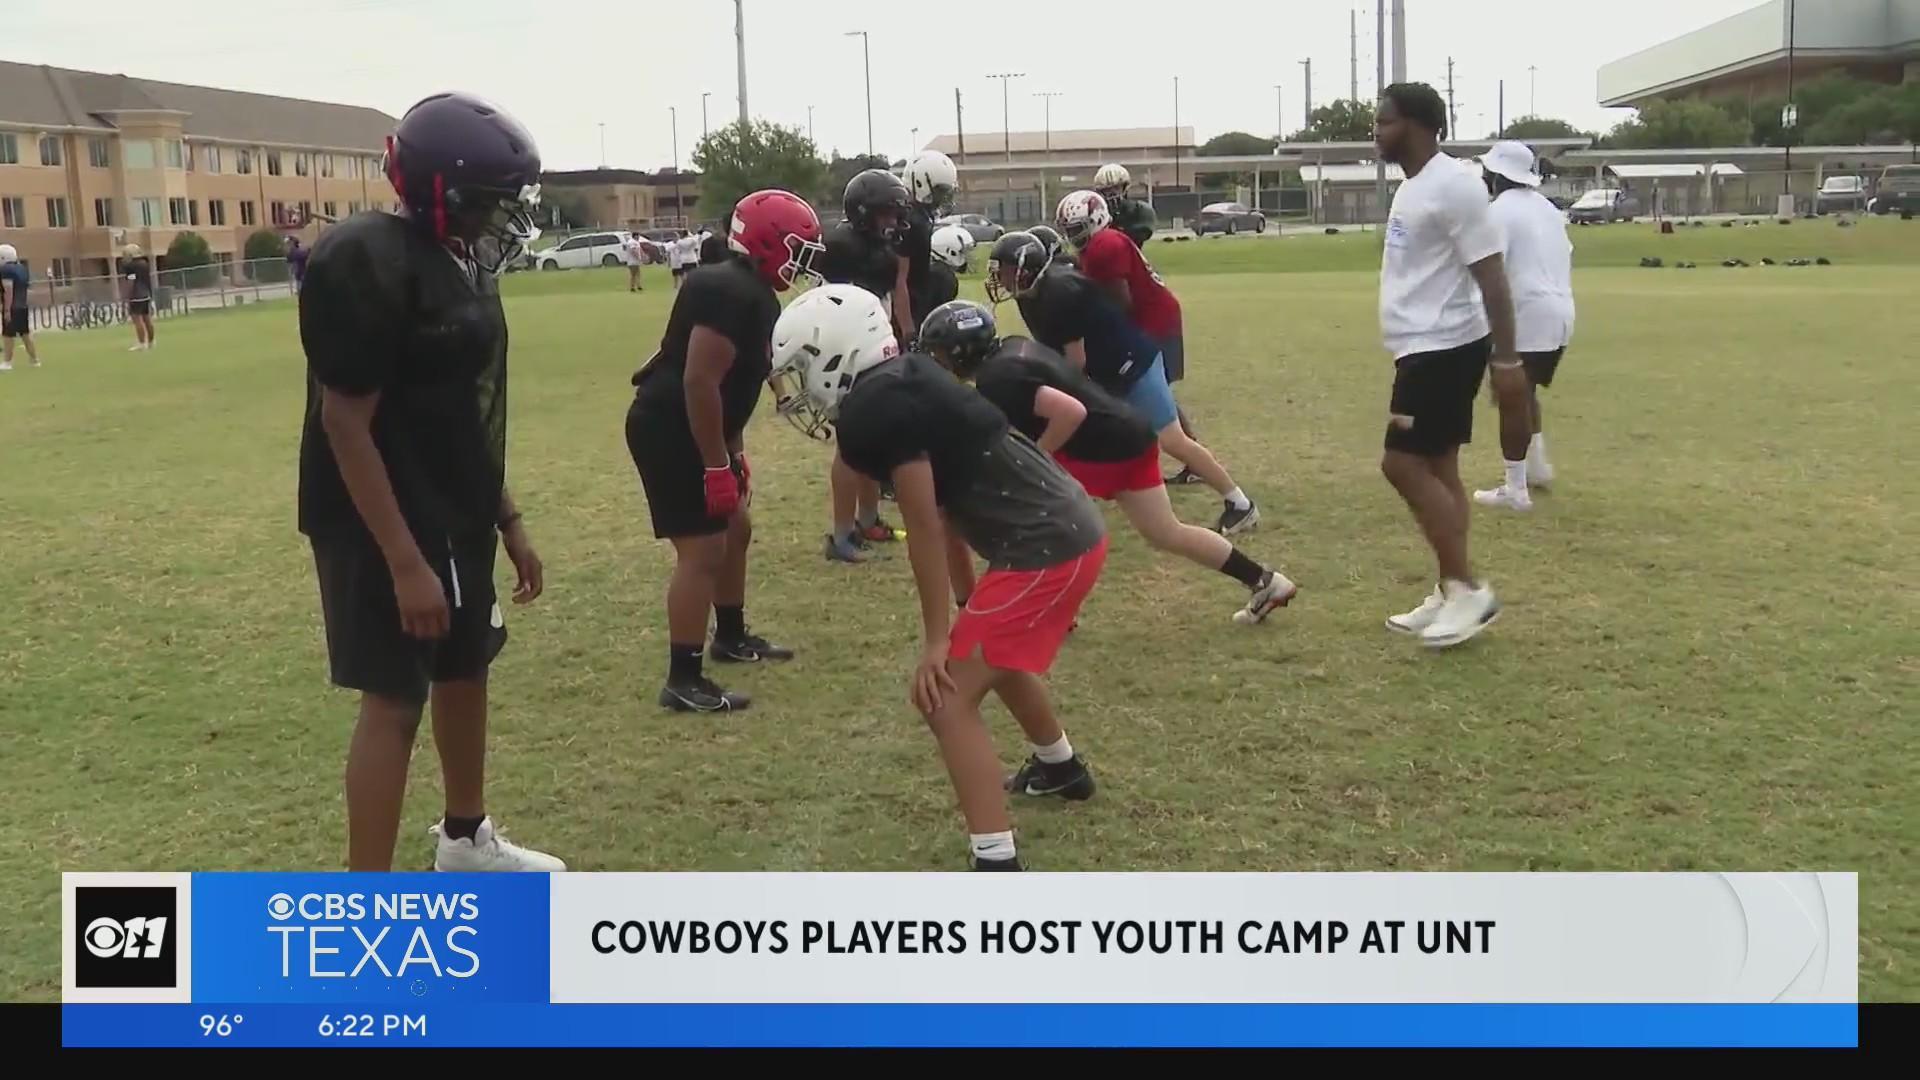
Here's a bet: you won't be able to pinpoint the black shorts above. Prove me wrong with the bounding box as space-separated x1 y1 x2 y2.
1523 348 1564 388
626 399 746 538
311 530 507 706
3 309 28 338
128 298 153 316
1157 334 1186 383
671 265 692 278
1384 336 1491 457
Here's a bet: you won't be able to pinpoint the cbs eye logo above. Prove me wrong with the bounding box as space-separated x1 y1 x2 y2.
267 893 296 920
74 886 178 988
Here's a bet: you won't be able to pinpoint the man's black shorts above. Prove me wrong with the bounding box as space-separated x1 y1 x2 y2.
3 309 29 338
1523 347 1565 388
128 298 153 316
1384 335 1491 457
671 265 691 279
626 400 745 539
311 529 506 706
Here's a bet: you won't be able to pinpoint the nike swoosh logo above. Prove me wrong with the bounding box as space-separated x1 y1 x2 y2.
1023 781 1076 796
668 690 734 711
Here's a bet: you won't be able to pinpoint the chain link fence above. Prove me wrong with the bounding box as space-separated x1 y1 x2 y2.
13 257 297 333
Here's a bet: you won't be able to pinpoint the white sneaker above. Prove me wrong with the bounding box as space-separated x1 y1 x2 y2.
1527 458 1555 489
1473 485 1533 512
1232 570 1298 625
129 344 145 352
430 817 566 872
1420 580 1501 649
1386 586 1445 635
0 361 11 372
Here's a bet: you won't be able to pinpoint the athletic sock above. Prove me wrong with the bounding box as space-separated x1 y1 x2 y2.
668 643 705 685
714 604 746 640
1223 487 1251 511
1503 460 1529 496
855 509 879 529
442 815 485 842
1218 548 1268 589
970 831 1017 862
1529 433 1549 464
1031 734 1074 764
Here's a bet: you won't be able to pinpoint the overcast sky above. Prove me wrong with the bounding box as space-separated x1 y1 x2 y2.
11 0 1762 170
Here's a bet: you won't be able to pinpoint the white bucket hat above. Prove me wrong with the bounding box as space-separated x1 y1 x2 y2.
1480 141 1542 187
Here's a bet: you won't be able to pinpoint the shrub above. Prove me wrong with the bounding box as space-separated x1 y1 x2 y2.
243 229 290 282
164 231 218 287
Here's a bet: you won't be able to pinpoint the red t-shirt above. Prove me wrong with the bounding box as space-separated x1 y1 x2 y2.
1078 227 1181 340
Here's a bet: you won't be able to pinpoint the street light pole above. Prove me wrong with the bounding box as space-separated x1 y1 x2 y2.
669 107 680 228
987 73 1024 196
845 31 873 156
1274 83 1284 140
1783 0 1798 203
1173 75 1182 188
1033 91 1062 211
701 92 710 142
734 0 749 126
1301 59 1313 129
1528 65 1538 116
807 105 815 145
598 122 606 168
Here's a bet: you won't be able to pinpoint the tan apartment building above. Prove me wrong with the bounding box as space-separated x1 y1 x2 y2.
541 168 702 229
0 60 398 286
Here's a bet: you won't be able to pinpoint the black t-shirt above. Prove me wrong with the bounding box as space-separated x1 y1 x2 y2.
910 261 959 331
817 221 898 302
124 258 154 301
1015 265 1159 394
631 256 779 438
298 212 508 544
897 204 935 301
973 337 1156 463
836 352 1105 570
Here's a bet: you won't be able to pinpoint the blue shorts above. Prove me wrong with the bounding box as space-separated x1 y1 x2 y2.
1120 354 1178 432
1158 335 1186 383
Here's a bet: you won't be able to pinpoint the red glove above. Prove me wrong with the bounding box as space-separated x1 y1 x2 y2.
733 452 751 504
703 466 740 518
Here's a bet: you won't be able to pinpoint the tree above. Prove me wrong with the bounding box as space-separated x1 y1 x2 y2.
823 152 891 210
243 228 289 282
692 120 829 222
1500 115 1589 140
164 231 216 287
1605 97 1749 149
545 189 596 229
1286 99 1377 143
1807 83 1920 145
1199 131 1278 156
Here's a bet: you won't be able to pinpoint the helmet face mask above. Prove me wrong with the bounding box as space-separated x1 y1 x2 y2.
385 93 544 276
1055 190 1112 249
1094 163 1132 203
729 189 826 291
769 284 900 440
906 150 959 213
456 183 542 274
845 169 910 240
985 231 1049 305
930 225 974 270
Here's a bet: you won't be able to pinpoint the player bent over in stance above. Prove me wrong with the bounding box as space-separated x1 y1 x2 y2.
920 300 1297 625
627 189 822 712
772 285 1109 872
297 92 561 872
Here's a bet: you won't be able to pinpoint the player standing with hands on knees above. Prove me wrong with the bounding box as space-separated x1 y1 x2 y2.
297 92 561 872
774 286 1109 872
1372 84 1529 648
628 189 823 712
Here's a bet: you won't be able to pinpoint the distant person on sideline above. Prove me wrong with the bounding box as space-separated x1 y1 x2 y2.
286 236 310 295
0 244 38 370
1472 141 1574 511
121 244 156 353
623 232 648 292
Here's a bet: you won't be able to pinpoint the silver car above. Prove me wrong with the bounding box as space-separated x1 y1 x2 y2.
935 213 1005 244
1192 202 1267 236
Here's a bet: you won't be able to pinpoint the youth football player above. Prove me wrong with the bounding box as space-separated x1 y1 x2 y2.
297 92 561 872
921 300 1296 625
1093 162 1156 248
903 150 960 329
773 285 1109 872
627 189 823 711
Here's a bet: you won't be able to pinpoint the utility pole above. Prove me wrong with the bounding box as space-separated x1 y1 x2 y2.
988 73 1023 195
734 0 749 126
701 92 710 142
598 122 606 168
1274 84 1284 140
807 104 815 145
1391 0 1407 83
1173 76 1182 188
1446 57 1457 139
1301 59 1313 129
1528 65 1538 117
1350 9 1359 104
954 88 967 201
1034 91 1063 211
1375 0 1386 221
669 106 680 228
845 32 873 156
1783 0 1799 205
1498 80 1505 138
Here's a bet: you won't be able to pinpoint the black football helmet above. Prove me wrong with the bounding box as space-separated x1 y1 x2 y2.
844 168 909 238
918 300 999 379
985 230 1050 305
385 92 542 274
1028 224 1065 261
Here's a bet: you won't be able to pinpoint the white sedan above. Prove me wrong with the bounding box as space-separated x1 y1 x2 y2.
533 231 644 271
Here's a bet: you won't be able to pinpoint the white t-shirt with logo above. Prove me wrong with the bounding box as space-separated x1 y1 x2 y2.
1379 153 1503 359
1489 188 1575 353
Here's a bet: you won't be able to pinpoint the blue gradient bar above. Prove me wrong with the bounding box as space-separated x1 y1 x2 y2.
62 1004 1858 1048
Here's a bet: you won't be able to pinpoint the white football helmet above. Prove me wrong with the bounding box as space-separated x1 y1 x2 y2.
768 284 900 440
930 224 974 270
0 244 16 265
1055 190 1112 248
1093 163 1131 198
905 150 958 211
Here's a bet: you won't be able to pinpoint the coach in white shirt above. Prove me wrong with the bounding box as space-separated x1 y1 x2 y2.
1472 141 1574 512
1374 83 1529 649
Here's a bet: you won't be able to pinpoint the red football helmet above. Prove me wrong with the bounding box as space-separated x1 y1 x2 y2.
729 189 824 291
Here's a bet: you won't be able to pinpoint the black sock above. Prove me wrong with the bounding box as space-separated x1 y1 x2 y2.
1218 548 1268 589
669 643 705 685
442 814 485 842
714 604 746 640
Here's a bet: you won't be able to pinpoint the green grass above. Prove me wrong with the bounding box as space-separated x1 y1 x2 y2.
2 220 1916 1002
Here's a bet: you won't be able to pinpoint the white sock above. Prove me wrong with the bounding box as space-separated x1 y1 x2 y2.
970 831 1016 862
1031 734 1074 764
1223 487 1251 511
1528 433 1548 464
1503 460 1528 496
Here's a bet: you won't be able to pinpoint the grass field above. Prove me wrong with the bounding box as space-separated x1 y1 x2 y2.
2 219 1915 1001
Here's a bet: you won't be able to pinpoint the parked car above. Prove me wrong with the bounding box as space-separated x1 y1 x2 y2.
1191 202 1267 236
1870 164 1920 215
1567 188 1640 224
935 213 1004 243
1815 175 1869 215
536 231 640 271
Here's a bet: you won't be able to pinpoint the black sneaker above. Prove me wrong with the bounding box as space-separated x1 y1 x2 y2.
710 632 796 664
972 855 1025 871
1164 466 1204 486
658 677 751 713
1005 754 1096 801
1215 500 1260 536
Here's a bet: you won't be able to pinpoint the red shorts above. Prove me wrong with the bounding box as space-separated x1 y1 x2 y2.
949 537 1108 673
1054 448 1162 500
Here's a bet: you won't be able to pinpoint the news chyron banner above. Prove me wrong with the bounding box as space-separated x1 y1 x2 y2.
62 872 1857 1048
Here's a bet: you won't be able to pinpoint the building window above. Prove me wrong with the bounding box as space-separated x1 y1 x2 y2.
189 200 200 226
124 139 155 169
270 200 288 225
298 199 312 221
45 197 69 227
209 200 227 226
1 198 23 228
94 197 116 226
50 257 74 285
294 153 309 177
345 156 359 180
169 197 190 225
134 197 163 227
237 148 253 175
166 139 184 169
240 200 256 226
323 200 338 219
267 151 282 176
88 137 110 168
348 200 362 214
202 144 221 173
320 154 334 178
39 135 63 166
0 133 18 164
